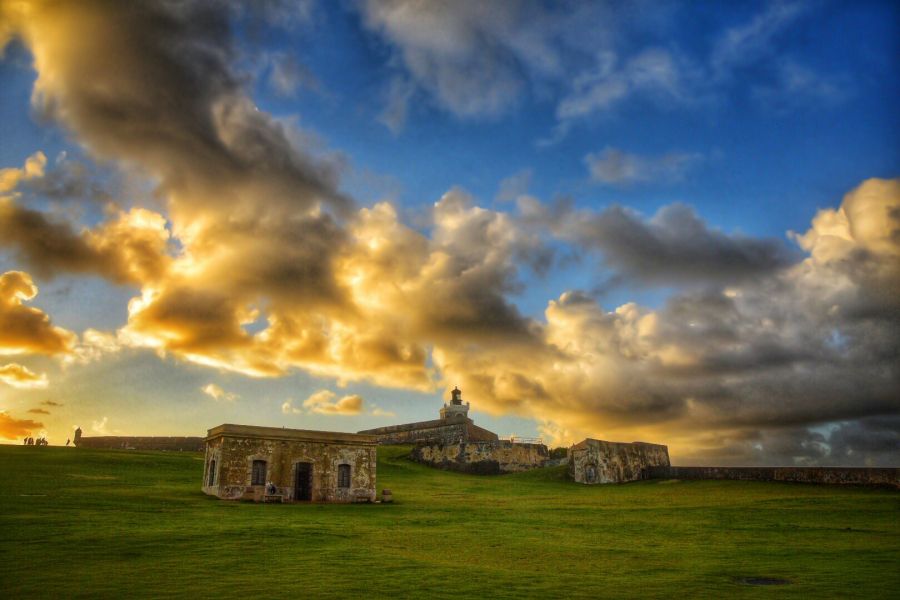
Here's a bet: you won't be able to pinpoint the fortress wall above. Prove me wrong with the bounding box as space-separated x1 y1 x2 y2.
359 417 499 446
76 436 205 451
360 421 470 445
411 440 549 474
569 439 671 484
648 466 900 489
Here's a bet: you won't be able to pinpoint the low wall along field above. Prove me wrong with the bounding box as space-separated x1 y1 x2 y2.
75 436 205 452
651 466 900 489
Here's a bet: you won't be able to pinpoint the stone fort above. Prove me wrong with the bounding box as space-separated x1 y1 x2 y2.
358 387 499 445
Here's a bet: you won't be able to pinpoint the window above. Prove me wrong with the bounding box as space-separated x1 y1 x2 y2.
208 459 217 486
337 464 351 489
251 460 267 486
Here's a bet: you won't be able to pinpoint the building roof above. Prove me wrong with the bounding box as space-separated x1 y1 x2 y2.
206 424 378 446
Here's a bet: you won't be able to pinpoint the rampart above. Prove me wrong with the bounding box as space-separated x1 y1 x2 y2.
411 440 549 474
75 436 204 451
647 466 900 489
359 417 498 445
569 439 670 484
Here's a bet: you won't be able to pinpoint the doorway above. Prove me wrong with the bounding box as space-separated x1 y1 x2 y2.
293 462 312 501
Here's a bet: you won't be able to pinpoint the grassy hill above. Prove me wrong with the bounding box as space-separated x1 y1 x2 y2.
1 445 897 599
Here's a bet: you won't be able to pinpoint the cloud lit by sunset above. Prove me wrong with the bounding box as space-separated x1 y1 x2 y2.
0 0 896 466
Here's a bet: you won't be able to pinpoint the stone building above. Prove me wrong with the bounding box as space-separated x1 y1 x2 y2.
569 438 670 484
358 387 498 445
202 424 377 502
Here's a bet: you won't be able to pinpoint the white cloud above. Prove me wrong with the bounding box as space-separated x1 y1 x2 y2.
91 416 109 435
281 399 303 415
201 383 238 402
378 76 416 134
711 0 808 75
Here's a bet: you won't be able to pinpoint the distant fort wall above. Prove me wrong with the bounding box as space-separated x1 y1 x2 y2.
648 466 900 489
411 440 549 475
75 436 205 452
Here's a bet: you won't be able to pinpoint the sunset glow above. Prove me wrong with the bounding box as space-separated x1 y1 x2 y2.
0 1 897 465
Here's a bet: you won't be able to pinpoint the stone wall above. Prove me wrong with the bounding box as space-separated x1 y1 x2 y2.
359 417 498 445
202 425 377 502
76 436 204 451
411 440 549 474
569 439 670 484
647 466 900 489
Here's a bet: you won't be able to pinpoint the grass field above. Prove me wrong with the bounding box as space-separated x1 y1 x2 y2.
1 445 898 599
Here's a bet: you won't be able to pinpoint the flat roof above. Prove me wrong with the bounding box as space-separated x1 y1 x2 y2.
206 424 378 446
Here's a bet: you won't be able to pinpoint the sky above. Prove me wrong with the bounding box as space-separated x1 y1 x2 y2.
0 0 897 466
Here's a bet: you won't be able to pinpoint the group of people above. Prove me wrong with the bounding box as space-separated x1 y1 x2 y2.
23 436 49 446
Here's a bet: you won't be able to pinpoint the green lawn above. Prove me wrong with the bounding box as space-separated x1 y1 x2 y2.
1 445 897 599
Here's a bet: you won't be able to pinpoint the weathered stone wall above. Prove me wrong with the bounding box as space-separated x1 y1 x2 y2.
202 432 376 502
411 441 549 474
569 439 670 484
76 436 204 451
647 466 900 489
359 417 498 445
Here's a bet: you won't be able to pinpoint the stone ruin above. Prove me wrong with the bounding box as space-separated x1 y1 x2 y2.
202 424 377 503
568 438 671 484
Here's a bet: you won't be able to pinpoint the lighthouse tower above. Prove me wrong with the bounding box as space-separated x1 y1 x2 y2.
439 386 470 421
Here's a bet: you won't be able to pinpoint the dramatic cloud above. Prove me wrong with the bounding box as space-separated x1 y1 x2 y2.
0 411 43 440
302 389 365 415
0 363 48 389
585 147 703 186
1 1 895 466
201 383 238 402
0 271 76 356
27 408 50 415
0 198 172 284
442 178 900 464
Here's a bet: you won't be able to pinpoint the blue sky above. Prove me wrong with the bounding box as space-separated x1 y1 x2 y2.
0 0 897 465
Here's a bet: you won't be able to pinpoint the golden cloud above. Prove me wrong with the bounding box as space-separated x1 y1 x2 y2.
0 363 49 389
0 411 43 440
0 271 76 356
302 390 364 415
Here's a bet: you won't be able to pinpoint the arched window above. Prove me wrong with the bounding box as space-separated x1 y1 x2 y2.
337 464 351 489
208 459 217 486
251 460 267 486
